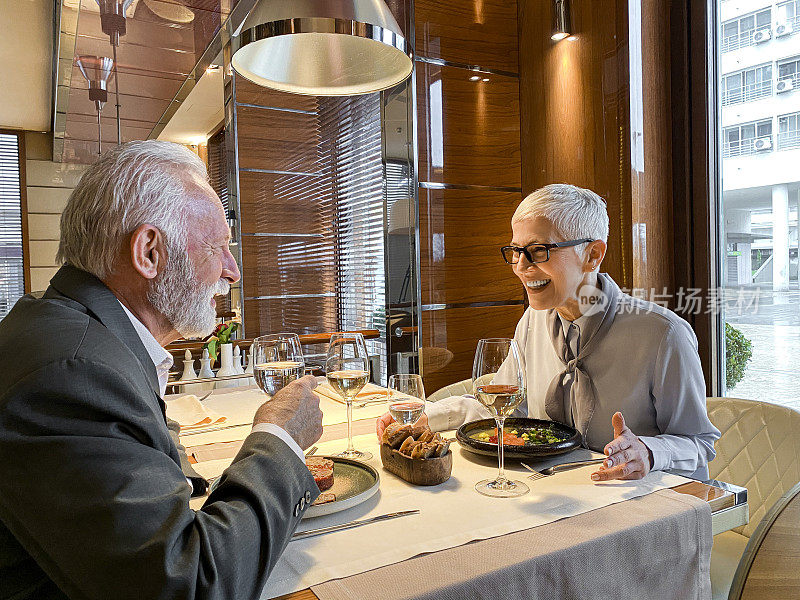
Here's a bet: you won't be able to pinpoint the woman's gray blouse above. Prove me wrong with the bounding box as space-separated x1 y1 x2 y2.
426 274 720 480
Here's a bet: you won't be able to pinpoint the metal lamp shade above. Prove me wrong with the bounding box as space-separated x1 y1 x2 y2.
76 55 114 110
232 0 412 96
143 0 194 23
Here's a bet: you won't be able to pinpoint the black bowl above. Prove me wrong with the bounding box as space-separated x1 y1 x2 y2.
456 418 582 459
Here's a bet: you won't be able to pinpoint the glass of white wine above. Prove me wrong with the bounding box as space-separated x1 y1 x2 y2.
387 374 426 426
326 332 372 460
252 333 305 399
473 338 528 498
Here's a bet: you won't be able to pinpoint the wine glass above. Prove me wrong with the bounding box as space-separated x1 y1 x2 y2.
326 332 372 460
473 338 528 498
387 374 426 426
252 333 305 399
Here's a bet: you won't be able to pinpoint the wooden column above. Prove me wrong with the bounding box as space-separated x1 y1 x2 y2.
518 0 632 288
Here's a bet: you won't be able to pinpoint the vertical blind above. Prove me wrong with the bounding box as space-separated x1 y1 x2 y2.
319 94 387 381
0 133 24 319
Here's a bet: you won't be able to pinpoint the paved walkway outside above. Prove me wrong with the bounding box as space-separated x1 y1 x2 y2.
725 286 800 411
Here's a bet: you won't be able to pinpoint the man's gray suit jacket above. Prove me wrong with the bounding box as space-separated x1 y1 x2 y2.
0 265 319 599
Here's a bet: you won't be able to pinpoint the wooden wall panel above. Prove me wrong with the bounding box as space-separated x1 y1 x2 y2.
420 305 524 393
415 0 519 72
419 187 522 305
415 1 522 393
234 78 318 112
417 63 521 188
235 106 321 173
238 171 330 234
518 0 632 289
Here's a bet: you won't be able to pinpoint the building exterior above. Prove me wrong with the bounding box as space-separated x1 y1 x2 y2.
720 0 800 290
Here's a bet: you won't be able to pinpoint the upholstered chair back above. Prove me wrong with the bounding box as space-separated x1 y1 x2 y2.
706 397 800 538
428 378 473 403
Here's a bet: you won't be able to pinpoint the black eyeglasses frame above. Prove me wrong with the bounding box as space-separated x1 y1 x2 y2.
500 238 595 265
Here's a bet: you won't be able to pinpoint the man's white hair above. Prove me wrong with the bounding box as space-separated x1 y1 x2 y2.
57 140 208 280
512 183 609 243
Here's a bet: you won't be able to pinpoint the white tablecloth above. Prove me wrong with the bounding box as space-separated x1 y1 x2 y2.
188 433 689 599
168 386 389 447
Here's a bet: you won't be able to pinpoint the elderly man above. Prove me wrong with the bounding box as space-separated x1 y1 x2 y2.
0 141 323 599
379 184 719 481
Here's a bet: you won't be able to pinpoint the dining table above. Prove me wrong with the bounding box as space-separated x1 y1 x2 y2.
169 383 749 600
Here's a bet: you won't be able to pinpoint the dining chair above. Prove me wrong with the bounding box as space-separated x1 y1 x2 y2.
427 378 472 403
727 479 800 599
705 397 800 600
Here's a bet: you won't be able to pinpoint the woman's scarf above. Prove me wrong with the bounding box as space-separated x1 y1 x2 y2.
543 273 620 442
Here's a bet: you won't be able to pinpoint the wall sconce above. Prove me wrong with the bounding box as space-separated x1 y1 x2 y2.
551 0 572 41
231 0 413 96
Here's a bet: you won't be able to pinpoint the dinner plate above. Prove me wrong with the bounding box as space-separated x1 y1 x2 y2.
303 457 380 519
456 418 582 459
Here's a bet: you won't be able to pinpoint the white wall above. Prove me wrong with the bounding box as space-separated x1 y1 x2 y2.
25 157 88 291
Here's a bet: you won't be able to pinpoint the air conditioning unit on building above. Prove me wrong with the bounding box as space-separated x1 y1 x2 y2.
754 137 772 151
753 29 772 43
776 21 794 37
777 79 795 93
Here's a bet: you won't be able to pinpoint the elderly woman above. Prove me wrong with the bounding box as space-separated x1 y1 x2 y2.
378 184 719 481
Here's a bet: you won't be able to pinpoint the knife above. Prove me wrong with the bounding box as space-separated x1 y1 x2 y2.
290 510 419 541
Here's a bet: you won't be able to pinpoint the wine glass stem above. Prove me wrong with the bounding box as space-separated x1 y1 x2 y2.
346 399 355 453
496 416 506 482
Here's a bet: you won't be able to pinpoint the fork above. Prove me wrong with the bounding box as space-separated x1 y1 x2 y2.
521 458 606 481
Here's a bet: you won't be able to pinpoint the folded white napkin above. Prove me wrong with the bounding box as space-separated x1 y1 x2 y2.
165 394 227 431
314 382 388 404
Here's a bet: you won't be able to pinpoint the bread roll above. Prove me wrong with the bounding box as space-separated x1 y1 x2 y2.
399 436 419 456
386 424 413 448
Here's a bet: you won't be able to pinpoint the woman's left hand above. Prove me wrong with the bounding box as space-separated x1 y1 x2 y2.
590 412 653 481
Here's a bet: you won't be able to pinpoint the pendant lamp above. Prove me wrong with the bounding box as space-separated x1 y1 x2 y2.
95 0 134 144
231 0 412 96
76 56 114 155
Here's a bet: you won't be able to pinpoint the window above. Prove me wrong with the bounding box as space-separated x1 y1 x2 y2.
722 119 773 157
715 1 800 408
778 111 800 149
777 0 800 33
721 8 771 52
778 55 800 90
722 63 773 105
0 133 25 319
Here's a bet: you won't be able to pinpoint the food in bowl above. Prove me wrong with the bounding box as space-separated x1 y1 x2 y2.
472 424 568 446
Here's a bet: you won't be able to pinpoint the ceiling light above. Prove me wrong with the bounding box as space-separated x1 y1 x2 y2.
76 55 114 155
96 0 135 46
469 75 480 81
143 0 194 23
551 0 572 42
231 0 413 96
482 78 490 82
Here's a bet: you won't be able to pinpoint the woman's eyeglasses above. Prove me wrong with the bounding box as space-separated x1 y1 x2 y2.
500 238 594 265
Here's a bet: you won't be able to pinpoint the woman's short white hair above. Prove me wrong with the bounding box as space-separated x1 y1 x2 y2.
57 140 208 280
512 184 609 243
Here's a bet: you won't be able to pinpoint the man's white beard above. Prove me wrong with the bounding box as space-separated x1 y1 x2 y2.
147 243 230 339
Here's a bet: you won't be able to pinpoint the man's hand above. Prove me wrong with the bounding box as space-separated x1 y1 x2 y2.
376 412 429 440
590 412 652 482
253 375 323 450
